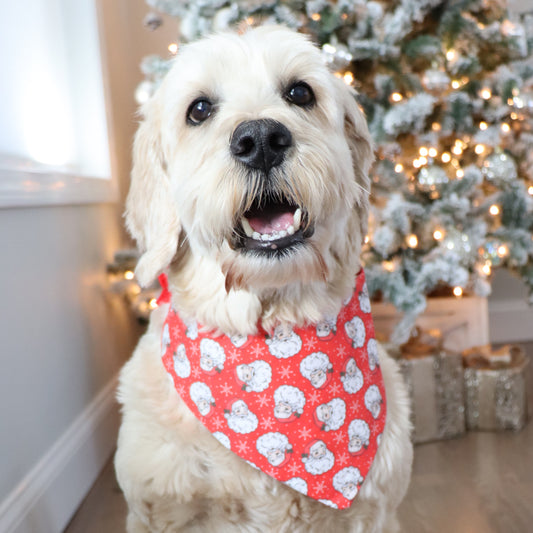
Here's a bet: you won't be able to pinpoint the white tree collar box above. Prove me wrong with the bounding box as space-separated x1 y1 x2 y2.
388 329 465 444
463 345 529 432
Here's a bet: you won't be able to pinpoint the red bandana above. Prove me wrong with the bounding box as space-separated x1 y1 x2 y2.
159 270 386 510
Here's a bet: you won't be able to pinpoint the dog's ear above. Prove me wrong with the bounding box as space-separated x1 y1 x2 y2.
333 77 375 236
125 100 181 287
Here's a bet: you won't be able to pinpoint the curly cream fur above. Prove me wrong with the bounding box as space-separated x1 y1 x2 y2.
117 25 412 532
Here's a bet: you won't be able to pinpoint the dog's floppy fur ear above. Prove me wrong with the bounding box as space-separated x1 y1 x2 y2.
333 76 375 237
125 101 181 287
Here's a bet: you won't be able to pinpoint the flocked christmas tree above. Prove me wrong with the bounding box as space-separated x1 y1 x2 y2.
137 0 533 341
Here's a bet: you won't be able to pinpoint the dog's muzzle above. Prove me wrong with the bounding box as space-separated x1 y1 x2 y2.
229 119 314 256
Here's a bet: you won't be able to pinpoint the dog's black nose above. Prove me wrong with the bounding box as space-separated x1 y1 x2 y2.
230 119 292 174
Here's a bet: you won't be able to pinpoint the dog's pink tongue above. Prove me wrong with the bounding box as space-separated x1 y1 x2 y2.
247 211 294 235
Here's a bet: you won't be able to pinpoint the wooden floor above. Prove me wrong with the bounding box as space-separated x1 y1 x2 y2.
65 345 533 533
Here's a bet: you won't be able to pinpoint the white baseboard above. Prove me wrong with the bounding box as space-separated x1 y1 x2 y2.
489 298 533 344
0 376 120 533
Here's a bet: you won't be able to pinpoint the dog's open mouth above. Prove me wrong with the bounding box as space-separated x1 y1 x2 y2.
233 196 314 254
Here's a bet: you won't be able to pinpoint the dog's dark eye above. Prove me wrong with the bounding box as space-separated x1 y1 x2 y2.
285 82 315 107
187 98 214 125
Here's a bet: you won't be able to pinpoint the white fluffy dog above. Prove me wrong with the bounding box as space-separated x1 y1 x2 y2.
115 26 412 532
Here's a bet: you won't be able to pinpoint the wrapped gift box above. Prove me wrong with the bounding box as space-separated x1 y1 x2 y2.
463 344 529 431
388 329 466 444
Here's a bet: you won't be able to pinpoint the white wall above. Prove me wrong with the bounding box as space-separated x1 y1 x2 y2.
0 1 178 532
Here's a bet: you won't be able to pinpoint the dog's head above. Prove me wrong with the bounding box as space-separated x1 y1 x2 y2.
126 26 373 293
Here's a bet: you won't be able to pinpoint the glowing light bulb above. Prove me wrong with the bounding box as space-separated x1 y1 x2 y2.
475 144 485 155
452 145 463 156
528 186 533 196
391 92 403 102
407 234 418 248
311 13 321 21
482 263 492 276
383 261 395 272
446 49 456 61
480 88 492 100
428 148 438 158
343 72 354 85
479 121 488 130
501 123 511 133
497 245 509 257
432 122 442 131
149 298 158 309
413 159 422 168
451 80 461 89
433 229 444 241
453 286 463 297
441 152 451 163
364 235 370 244
124 270 135 280
395 164 404 173
168 42 178 54
489 204 500 216
419 147 428 157
456 169 464 178
418 156 428 165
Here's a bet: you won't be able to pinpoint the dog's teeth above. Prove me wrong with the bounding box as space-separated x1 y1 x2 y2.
252 231 261 241
293 208 302 231
261 233 270 241
241 218 254 237
279 230 287 238
287 225 295 235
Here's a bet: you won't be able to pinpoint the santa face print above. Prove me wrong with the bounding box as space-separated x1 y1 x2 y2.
300 352 333 389
341 358 364 394
341 481 357 501
173 344 191 378
189 382 215 416
225 400 258 434
230 333 248 348
266 326 302 359
235 360 272 393
274 402 292 419
367 338 379 371
238 365 253 383
302 440 335 475
316 317 336 339
199 338 225 373
315 398 346 431
344 316 366 348
256 432 292 467
364 385 383 419
333 467 364 501
273 385 305 421
348 418 370 455
358 284 371 313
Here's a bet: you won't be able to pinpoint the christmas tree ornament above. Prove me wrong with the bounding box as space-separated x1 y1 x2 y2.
416 165 449 192
482 151 518 182
479 238 504 266
442 229 472 262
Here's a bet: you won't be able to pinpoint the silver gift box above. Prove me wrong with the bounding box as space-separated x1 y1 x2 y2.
463 345 529 431
388 333 466 444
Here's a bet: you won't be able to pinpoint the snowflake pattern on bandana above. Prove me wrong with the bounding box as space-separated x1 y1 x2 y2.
159 270 386 510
